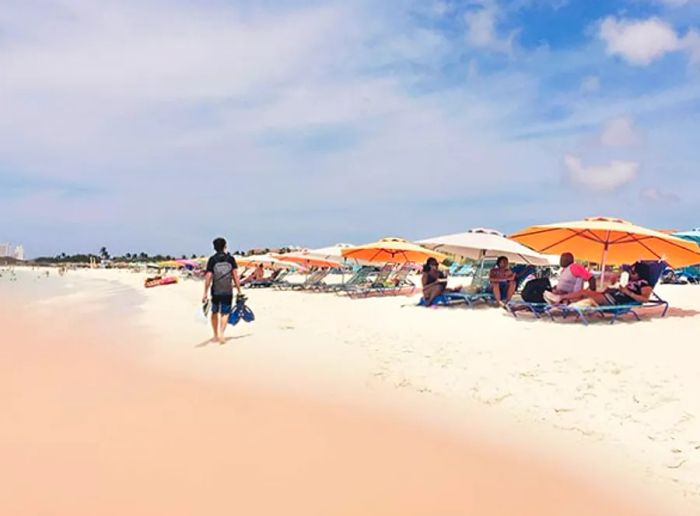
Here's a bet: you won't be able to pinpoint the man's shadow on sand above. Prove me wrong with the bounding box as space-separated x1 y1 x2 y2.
195 334 253 348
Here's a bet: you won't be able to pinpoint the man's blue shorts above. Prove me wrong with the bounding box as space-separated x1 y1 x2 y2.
211 294 233 314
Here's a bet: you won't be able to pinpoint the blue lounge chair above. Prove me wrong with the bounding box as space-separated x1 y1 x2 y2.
418 258 501 307
546 261 669 325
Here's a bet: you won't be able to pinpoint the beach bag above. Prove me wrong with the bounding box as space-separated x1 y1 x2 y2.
521 278 551 303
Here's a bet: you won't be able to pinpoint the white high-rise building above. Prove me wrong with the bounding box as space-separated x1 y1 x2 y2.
0 242 11 258
14 245 24 261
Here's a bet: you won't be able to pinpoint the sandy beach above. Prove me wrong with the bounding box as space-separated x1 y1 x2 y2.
2 266 699 514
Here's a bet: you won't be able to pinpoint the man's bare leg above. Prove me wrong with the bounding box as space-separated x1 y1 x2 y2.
210 313 219 342
218 314 228 343
491 282 503 304
505 282 516 302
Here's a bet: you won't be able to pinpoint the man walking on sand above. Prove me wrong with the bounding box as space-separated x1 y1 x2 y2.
203 237 242 343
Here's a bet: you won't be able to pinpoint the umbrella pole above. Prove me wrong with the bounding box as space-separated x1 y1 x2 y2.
599 237 610 291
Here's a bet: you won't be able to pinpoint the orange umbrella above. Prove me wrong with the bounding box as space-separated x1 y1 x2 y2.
341 237 446 264
510 216 700 270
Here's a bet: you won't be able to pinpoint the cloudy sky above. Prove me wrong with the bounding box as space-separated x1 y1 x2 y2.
1 0 699 256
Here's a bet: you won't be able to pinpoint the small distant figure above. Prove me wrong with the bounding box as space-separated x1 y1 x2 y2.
202 237 242 343
543 252 596 304
489 256 516 306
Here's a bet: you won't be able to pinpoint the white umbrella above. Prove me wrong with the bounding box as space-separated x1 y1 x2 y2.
237 254 298 270
306 243 375 267
418 228 556 266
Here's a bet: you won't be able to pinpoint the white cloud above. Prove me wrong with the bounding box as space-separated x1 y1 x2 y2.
580 75 600 93
640 187 680 203
600 116 641 147
564 155 639 192
599 17 682 66
464 5 515 54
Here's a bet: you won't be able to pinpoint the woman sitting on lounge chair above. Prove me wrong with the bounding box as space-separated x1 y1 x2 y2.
422 258 461 306
489 256 516 306
558 262 652 307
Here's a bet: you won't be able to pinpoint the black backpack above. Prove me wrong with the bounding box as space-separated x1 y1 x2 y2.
521 277 551 303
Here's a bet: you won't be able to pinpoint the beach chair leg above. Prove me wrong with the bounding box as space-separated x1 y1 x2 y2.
575 309 589 326
661 302 669 317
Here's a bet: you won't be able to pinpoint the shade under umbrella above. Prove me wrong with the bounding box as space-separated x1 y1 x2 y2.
510 216 700 269
418 228 555 266
341 237 446 265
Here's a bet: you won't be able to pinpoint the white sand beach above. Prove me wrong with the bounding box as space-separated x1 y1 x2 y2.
3 266 700 514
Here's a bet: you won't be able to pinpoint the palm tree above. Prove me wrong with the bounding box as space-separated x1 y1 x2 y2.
99 247 110 260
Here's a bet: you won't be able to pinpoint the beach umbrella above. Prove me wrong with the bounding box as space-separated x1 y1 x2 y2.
418 228 556 266
272 251 342 269
510 217 700 283
306 243 375 267
237 254 298 270
341 237 446 264
158 260 183 268
673 228 700 245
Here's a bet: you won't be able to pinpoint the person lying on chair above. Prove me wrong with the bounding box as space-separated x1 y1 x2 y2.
557 262 652 307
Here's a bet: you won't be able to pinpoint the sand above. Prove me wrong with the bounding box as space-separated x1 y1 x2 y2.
3 266 698 514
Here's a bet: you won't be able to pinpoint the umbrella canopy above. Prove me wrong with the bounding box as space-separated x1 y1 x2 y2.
341 237 446 264
237 254 298 270
272 251 342 269
306 243 375 266
510 216 700 268
158 260 183 268
673 228 700 245
418 228 556 266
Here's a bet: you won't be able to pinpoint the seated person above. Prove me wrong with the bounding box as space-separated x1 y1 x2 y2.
557 262 652 307
241 264 265 284
421 257 461 306
544 252 596 304
489 256 516 306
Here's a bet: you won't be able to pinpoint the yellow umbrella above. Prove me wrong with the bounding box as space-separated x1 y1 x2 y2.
510 216 700 270
158 260 183 268
341 237 446 264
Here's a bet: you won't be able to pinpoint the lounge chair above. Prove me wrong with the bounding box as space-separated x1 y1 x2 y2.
245 269 290 289
274 269 329 291
418 258 497 307
419 261 534 307
349 263 416 298
339 263 395 297
544 261 669 325
323 266 375 293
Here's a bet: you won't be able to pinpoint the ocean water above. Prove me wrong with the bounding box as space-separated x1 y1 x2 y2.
0 267 144 318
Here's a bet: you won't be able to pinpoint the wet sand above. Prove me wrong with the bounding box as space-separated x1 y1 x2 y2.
0 299 661 516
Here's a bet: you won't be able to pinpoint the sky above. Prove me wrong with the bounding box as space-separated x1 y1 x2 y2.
1 0 699 257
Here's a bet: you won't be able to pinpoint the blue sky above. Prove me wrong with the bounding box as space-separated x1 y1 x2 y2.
1 0 699 257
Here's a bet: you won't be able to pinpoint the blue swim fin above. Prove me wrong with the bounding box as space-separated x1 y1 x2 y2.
241 305 255 322
228 306 242 326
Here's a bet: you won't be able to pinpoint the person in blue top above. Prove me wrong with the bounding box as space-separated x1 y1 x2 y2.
203 237 242 343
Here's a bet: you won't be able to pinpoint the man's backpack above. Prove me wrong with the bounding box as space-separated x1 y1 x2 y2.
521 277 551 303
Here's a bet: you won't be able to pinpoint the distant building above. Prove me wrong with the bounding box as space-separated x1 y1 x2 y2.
0 242 11 258
0 243 25 260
